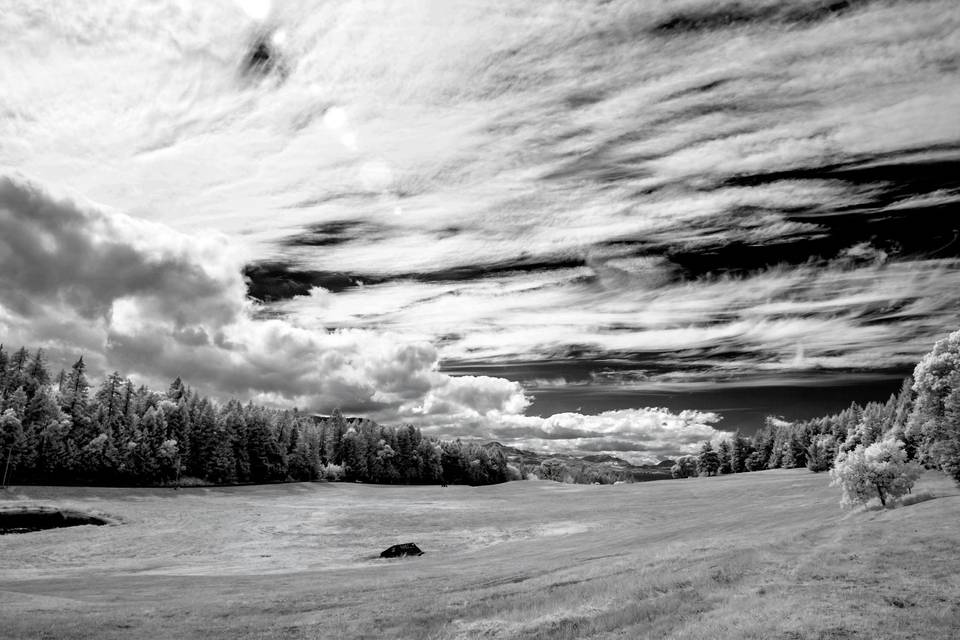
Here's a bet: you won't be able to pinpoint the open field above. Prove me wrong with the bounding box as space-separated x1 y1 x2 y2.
1 471 958 639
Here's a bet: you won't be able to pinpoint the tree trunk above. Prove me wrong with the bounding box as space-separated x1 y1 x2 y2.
1 447 11 488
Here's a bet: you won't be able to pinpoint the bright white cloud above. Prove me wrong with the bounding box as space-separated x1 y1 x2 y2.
418 407 727 465
235 0 272 22
2 0 959 456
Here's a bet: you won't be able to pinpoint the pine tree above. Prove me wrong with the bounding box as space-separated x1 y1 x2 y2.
246 409 286 482
418 439 443 482
188 398 216 477
3 387 28 420
729 431 752 472
936 384 960 483
782 433 807 469
223 405 249 481
717 439 733 474
62 357 91 419
160 399 192 470
23 385 64 474
697 441 720 476
325 408 348 465
842 401 891 453
745 450 766 472
0 345 9 396
167 376 185 402
198 402 235 483
6 347 29 393
132 407 168 480
24 349 51 399
94 372 126 436
340 428 364 480
806 434 837 472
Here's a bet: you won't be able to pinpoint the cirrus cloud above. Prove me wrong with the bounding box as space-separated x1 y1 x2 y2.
0 174 722 460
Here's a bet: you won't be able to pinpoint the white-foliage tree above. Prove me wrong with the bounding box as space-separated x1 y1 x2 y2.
670 454 697 479
907 328 960 483
830 439 922 508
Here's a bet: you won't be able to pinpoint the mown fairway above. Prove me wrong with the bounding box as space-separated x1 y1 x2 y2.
1 470 958 639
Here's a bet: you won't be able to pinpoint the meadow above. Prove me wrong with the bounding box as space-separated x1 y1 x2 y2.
1 470 958 639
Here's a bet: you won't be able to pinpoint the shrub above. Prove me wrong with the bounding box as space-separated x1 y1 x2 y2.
829 439 922 508
322 463 344 481
173 476 209 487
900 490 936 507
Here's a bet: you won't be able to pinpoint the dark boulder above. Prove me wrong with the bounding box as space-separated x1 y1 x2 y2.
380 543 424 558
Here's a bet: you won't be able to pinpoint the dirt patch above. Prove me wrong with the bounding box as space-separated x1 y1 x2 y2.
0 506 113 534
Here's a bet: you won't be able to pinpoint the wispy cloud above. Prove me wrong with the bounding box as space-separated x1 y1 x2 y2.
2 0 958 455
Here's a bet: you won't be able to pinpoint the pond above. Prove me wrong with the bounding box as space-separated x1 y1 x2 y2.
0 507 110 534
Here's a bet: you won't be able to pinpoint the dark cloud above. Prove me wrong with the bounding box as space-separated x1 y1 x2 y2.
242 31 287 81
0 176 531 422
243 262 369 301
0 176 241 324
243 253 589 302
650 0 869 35
281 219 384 247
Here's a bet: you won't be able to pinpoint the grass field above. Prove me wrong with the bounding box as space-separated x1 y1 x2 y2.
1 470 958 639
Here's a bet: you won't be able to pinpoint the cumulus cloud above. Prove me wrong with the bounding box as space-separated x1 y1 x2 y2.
0 174 728 459
483 408 725 465
0 176 455 413
4 0 959 453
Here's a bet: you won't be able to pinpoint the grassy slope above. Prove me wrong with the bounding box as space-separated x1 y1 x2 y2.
0 470 957 639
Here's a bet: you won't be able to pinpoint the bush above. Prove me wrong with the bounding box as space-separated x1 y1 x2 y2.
172 476 209 487
322 463 344 481
829 439 922 508
900 490 936 507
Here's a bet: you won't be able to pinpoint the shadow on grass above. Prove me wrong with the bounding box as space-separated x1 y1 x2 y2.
862 490 938 511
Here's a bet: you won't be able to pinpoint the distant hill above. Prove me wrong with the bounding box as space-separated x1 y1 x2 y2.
580 454 631 465
482 442 673 483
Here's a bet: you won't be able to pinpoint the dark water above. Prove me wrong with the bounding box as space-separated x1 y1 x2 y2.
0 510 108 535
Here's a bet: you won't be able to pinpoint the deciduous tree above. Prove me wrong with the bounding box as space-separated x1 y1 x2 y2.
829 439 921 508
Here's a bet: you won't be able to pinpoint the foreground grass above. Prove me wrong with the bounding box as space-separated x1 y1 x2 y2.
1 470 957 639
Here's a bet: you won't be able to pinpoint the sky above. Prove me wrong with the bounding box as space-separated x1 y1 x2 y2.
1 0 959 463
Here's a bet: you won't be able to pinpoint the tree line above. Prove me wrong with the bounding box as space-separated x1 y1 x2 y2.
0 345 513 487
671 380 913 479
672 328 960 506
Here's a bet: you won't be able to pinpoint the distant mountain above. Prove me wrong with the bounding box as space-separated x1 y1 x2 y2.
580 454 631 465
482 442 673 483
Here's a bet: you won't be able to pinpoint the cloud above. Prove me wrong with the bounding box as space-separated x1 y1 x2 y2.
0 174 730 460
0 176 440 412
487 408 726 465
4 0 960 454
